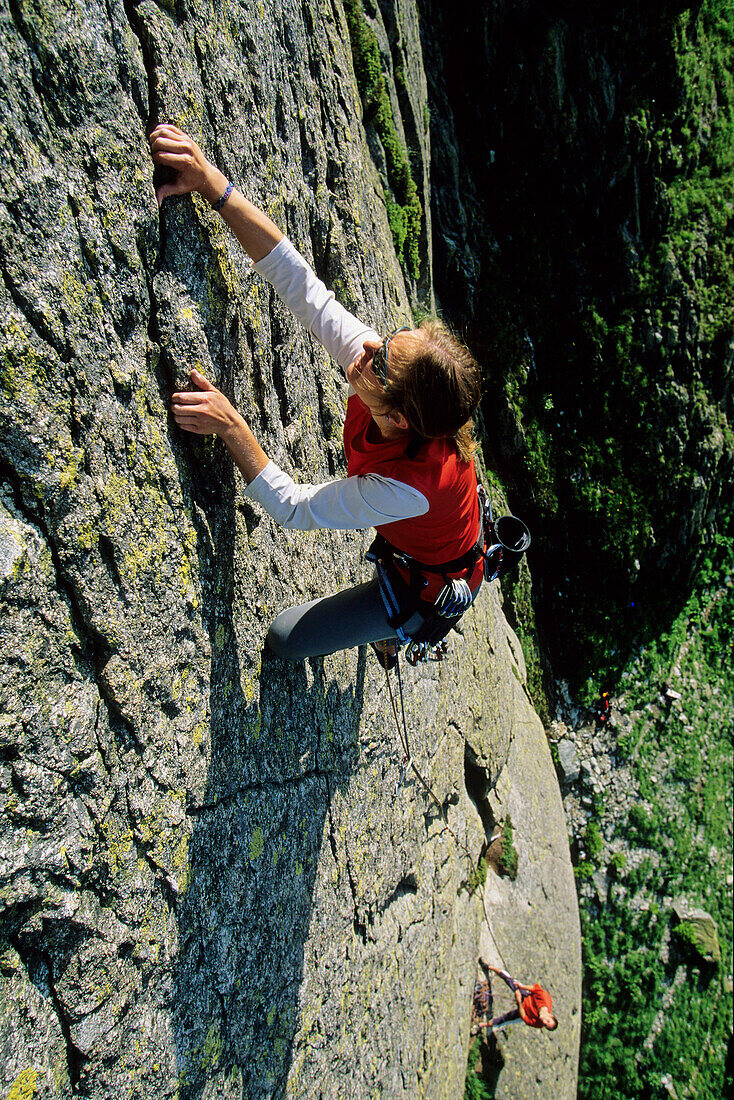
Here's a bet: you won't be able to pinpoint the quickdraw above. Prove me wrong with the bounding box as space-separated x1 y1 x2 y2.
405 638 448 666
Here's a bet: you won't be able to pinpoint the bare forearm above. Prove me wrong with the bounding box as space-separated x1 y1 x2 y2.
171 368 270 484
219 412 270 485
199 167 283 262
149 125 283 262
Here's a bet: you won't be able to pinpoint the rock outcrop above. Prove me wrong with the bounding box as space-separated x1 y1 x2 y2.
673 904 722 965
0 2 580 1098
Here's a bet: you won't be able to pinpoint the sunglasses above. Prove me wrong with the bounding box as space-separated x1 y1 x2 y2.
371 326 410 388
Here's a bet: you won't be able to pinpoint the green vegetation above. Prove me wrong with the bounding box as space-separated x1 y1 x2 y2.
465 1035 502 1100
674 919 710 960
464 1040 495 1100
480 459 551 718
577 533 733 1100
490 0 733 689
460 6 732 1098
498 814 518 881
584 821 604 863
501 559 550 721
342 0 423 279
462 855 488 898
609 851 627 878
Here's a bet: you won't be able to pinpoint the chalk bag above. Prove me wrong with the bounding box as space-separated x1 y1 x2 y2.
483 514 532 581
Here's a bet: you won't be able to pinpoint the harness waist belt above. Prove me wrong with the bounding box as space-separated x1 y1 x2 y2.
372 531 483 577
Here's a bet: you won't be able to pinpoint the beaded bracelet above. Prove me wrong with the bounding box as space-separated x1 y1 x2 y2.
212 181 233 211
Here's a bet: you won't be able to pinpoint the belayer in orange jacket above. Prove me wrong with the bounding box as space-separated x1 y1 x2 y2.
482 963 558 1031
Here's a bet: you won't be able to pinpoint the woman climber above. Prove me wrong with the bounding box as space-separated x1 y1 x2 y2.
149 124 484 664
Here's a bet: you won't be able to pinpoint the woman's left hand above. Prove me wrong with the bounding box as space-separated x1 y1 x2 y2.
171 369 240 440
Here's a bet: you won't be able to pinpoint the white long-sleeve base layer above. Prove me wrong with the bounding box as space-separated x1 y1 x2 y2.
242 237 428 531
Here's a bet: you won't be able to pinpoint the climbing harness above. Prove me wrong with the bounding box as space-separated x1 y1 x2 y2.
368 485 531 663
366 533 476 650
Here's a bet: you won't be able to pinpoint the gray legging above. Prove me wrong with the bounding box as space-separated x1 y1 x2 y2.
488 969 529 1028
266 577 426 661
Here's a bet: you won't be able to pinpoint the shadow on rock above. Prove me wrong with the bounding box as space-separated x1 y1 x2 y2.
473 1031 506 1099
153 194 368 1096
171 644 364 1098
169 461 365 1098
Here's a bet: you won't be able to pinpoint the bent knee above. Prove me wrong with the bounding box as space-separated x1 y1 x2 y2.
265 616 302 661
266 609 325 661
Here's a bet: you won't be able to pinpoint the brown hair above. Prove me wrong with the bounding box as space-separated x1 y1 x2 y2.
382 319 481 463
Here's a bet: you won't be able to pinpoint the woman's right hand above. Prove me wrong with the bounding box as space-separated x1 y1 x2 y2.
171 369 241 439
172 369 271 484
148 124 227 207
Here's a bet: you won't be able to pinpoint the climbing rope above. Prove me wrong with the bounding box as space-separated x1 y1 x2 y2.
383 656 470 858
381 647 569 1038
480 892 510 974
382 649 510 973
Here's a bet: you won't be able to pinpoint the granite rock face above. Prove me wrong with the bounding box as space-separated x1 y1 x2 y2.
0 2 579 1098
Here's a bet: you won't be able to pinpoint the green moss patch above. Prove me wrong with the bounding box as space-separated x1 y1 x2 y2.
343 0 423 279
